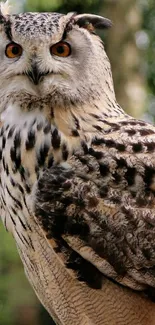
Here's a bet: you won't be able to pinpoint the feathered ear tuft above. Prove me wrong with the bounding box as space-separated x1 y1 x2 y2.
73 13 112 31
0 0 24 16
0 1 12 15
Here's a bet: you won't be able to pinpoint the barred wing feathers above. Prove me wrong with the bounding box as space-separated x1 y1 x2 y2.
34 116 155 301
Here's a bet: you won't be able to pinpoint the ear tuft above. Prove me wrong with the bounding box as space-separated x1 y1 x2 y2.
74 13 112 31
0 0 12 15
0 0 24 16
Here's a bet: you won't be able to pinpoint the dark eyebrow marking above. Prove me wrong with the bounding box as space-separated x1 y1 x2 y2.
4 19 12 41
61 13 76 40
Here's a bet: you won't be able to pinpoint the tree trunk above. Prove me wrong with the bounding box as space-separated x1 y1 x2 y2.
102 0 146 117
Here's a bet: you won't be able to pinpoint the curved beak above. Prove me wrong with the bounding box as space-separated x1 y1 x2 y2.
26 64 49 85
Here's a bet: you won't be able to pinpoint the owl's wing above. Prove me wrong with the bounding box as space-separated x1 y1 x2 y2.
34 134 155 300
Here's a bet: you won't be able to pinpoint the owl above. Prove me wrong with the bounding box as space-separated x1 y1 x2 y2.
1 1 155 325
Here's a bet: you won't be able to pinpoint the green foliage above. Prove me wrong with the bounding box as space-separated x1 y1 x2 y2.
26 0 101 13
142 0 155 94
0 227 38 325
26 0 62 12
140 0 155 121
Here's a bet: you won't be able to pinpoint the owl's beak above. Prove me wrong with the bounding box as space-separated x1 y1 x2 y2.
26 64 48 85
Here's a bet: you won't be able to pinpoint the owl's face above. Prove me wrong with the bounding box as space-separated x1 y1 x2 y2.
0 10 112 113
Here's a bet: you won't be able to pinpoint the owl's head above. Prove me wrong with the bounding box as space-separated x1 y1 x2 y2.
0 3 114 115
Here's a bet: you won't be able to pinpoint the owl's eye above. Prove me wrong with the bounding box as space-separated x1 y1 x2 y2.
50 42 71 57
5 43 23 58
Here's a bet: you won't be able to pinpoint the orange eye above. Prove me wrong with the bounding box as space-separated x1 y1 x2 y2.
5 43 23 58
50 42 71 57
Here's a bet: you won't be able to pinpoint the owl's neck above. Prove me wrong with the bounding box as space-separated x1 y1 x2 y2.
1 91 127 143
52 96 128 140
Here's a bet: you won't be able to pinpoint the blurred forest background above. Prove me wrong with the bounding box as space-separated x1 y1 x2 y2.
0 0 155 324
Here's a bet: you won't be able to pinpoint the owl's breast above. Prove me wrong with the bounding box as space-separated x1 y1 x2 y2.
0 116 53 233
0 112 80 236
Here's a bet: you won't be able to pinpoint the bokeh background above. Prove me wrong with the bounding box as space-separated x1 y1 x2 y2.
0 0 155 324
